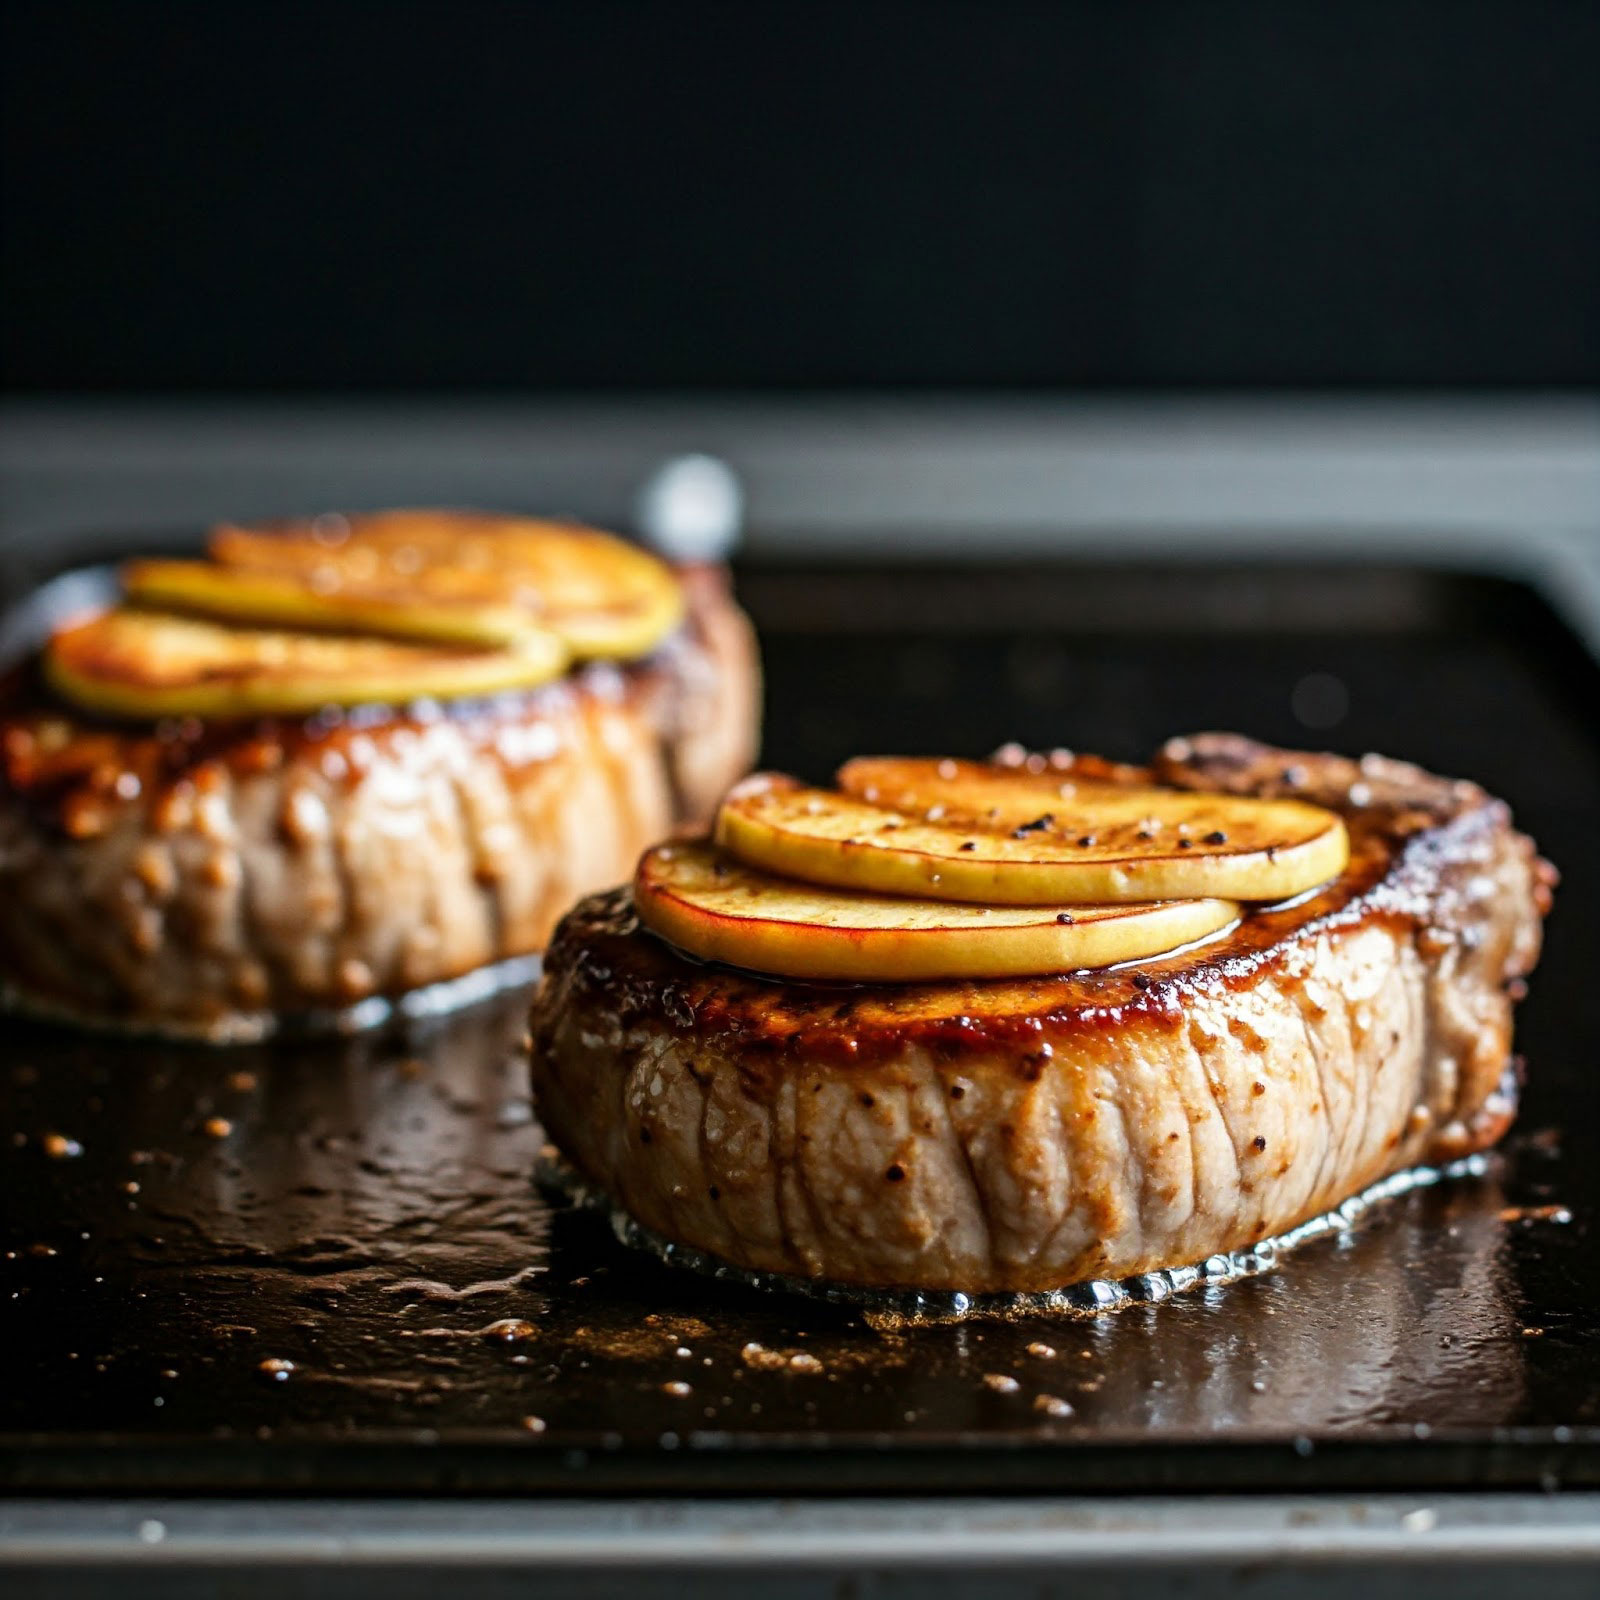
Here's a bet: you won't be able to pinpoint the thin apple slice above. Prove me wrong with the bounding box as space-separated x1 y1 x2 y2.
207 510 686 661
717 768 1348 904
45 607 569 721
544 586 687 661
123 559 529 648
635 839 1238 982
839 755 1137 828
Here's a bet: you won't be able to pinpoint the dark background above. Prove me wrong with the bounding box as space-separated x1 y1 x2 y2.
3 0 1598 393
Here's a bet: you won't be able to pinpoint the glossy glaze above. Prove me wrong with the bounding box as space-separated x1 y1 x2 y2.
542 742 1549 1071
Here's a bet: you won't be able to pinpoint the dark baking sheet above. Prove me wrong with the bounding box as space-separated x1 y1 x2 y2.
2 556 1598 1496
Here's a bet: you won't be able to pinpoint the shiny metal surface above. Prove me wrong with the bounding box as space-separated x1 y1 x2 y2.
6 1493 1600 1566
1 559 1598 1498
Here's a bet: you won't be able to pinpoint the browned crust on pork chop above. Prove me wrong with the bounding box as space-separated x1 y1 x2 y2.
0 565 758 1037
528 736 1552 1293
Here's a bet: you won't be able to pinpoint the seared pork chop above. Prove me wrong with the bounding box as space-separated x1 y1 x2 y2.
529 736 1552 1294
0 565 758 1039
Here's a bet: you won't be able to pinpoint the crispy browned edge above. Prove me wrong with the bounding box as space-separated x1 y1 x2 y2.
532 736 1555 1158
0 566 735 839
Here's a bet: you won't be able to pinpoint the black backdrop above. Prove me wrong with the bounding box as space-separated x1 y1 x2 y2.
3 0 1597 391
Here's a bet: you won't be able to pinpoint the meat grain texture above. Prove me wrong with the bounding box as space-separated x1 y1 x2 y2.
0 566 758 1038
530 736 1554 1294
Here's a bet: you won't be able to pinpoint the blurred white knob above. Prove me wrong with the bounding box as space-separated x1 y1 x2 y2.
635 454 743 564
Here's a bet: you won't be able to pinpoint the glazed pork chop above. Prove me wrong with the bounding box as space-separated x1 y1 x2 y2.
0 565 758 1038
529 736 1552 1295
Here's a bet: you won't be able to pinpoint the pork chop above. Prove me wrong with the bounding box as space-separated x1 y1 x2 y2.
0 564 759 1039
528 735 1552 1294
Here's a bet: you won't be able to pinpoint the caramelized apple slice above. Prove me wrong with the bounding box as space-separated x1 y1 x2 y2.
718 768 1348 904
206 510 685 660
124 560 529 647
45 607 568 720
839 755 1137 827
635 839 1238 982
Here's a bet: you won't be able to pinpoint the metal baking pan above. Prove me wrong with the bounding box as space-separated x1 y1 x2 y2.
1 554 1596 1496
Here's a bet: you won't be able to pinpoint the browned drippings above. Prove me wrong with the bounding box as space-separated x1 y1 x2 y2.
1496 1204 1573 1224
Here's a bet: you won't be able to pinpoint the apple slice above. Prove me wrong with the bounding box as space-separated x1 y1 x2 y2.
45 607 569 721
123 559 530 648
839 755 1138 828
717 768 1348 904
635 839 1238 982
205 511 685 661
